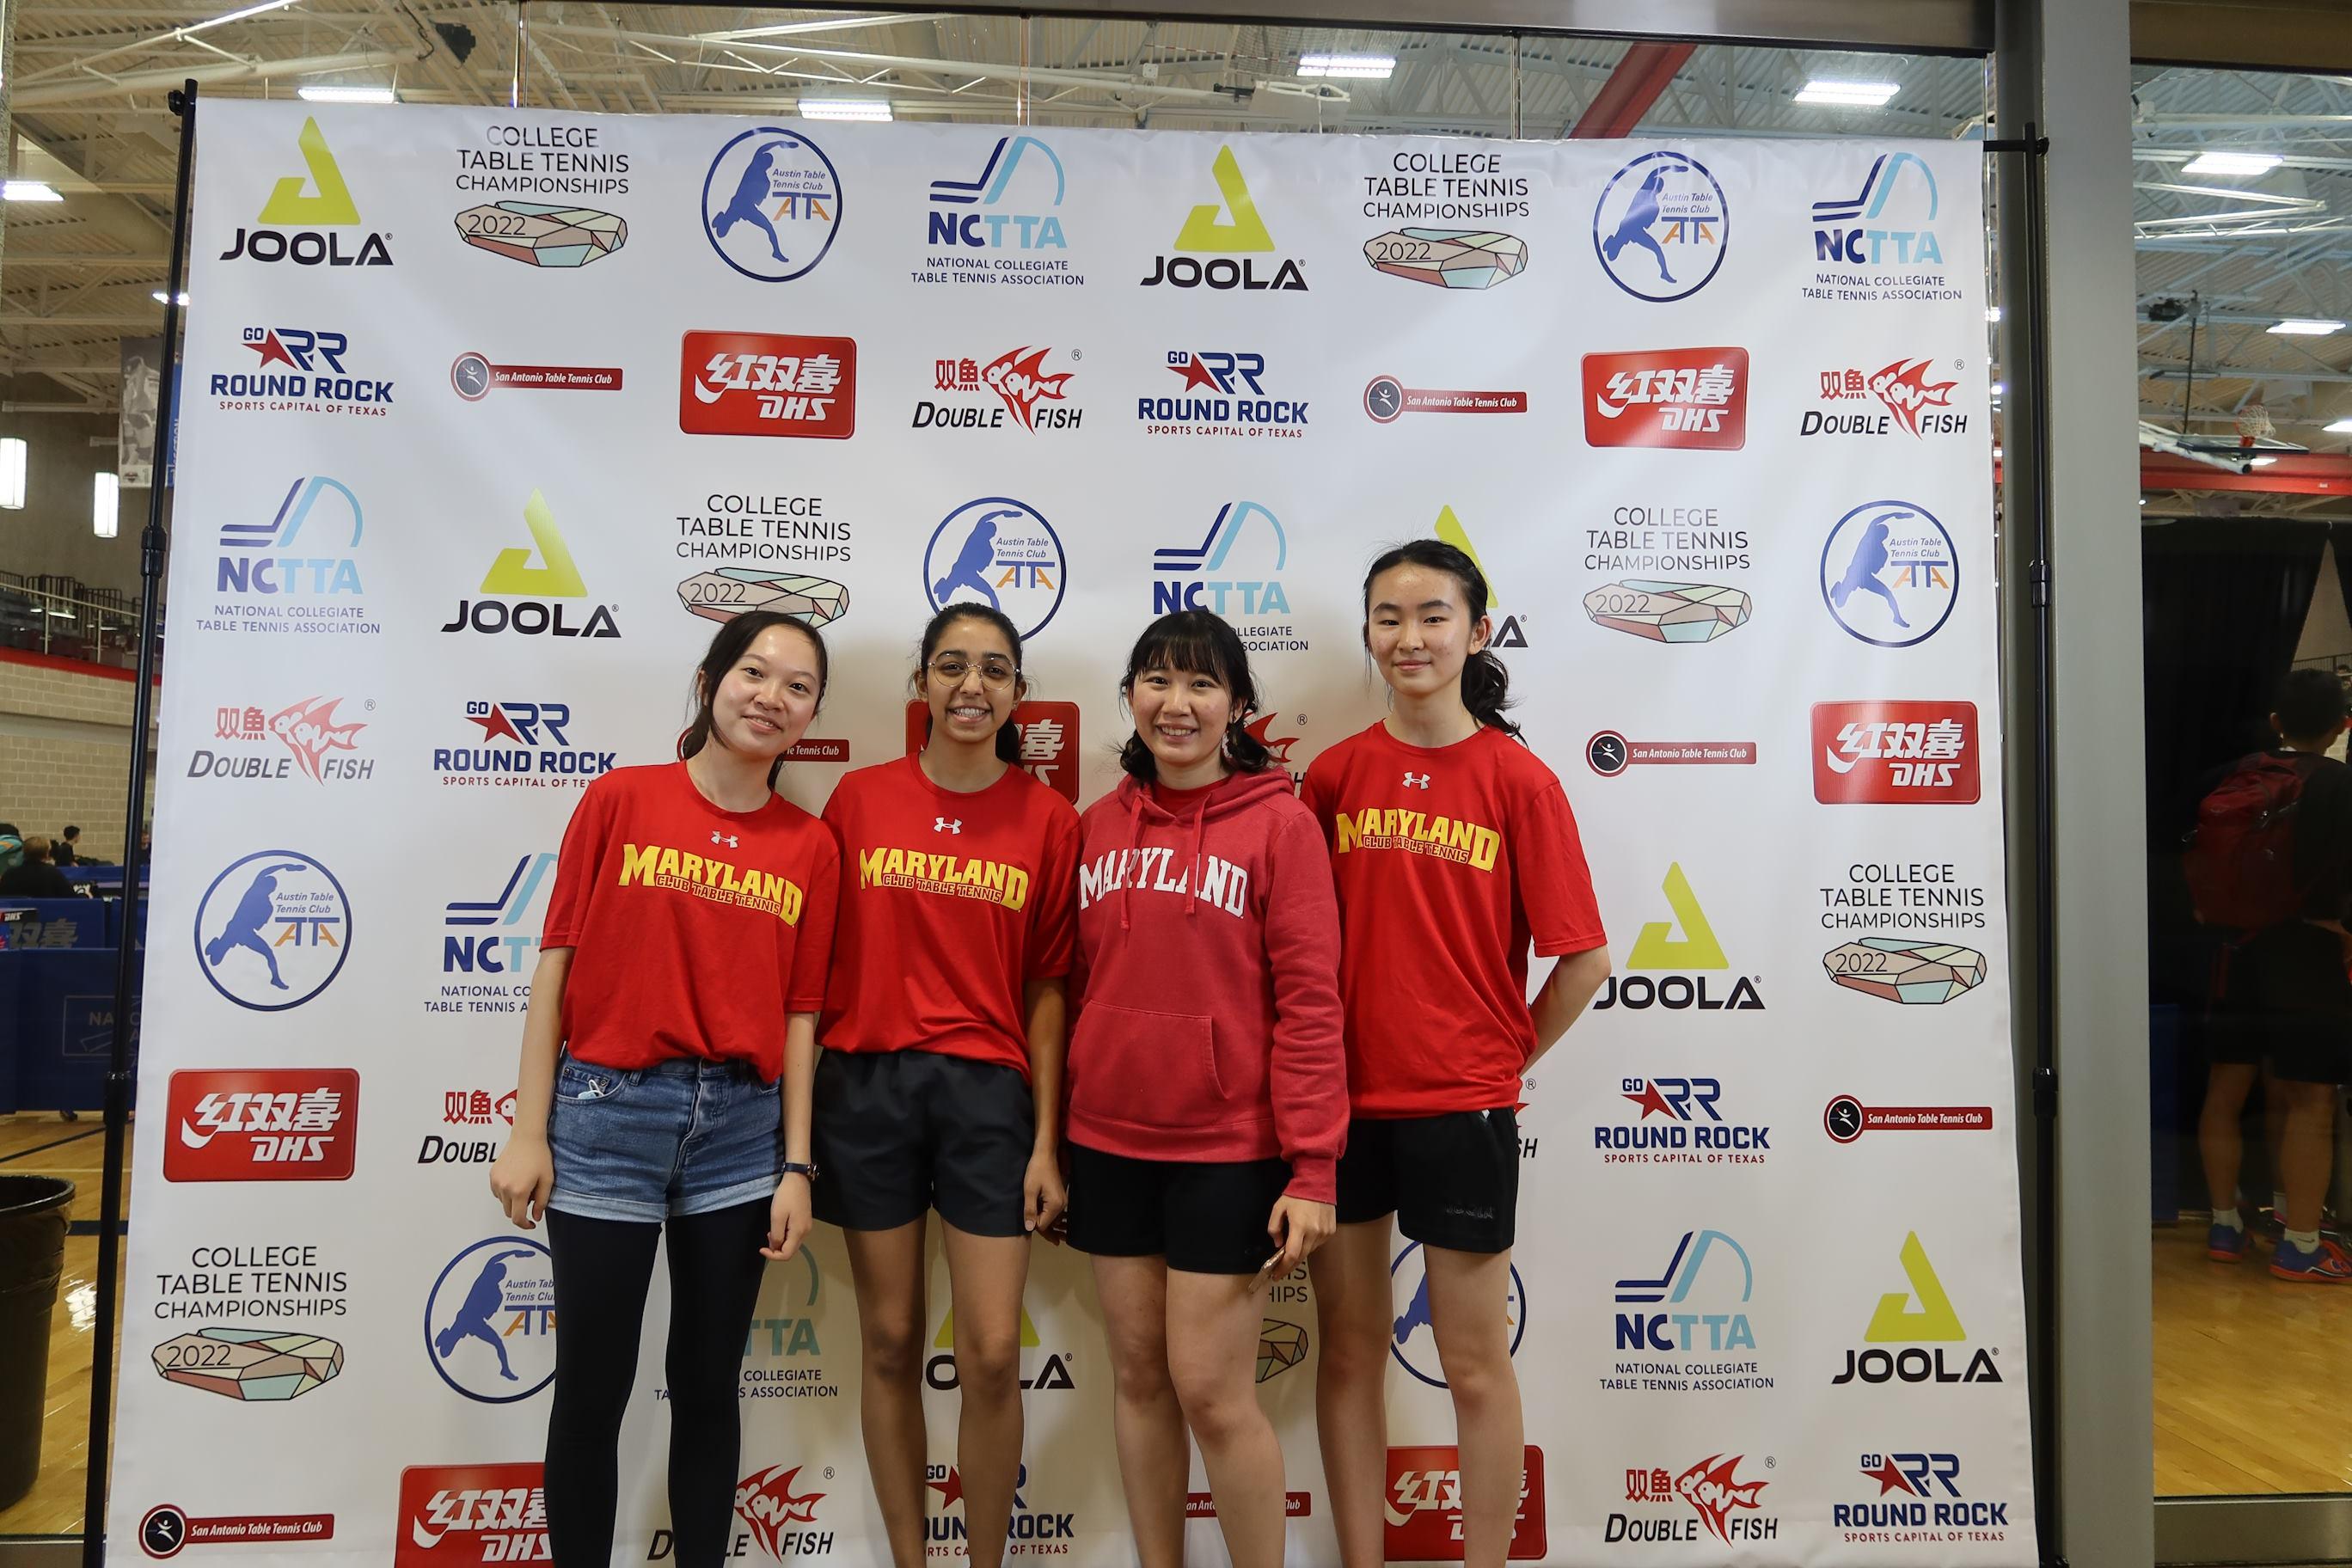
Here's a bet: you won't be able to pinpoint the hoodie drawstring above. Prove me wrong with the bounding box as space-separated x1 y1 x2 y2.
1120 799 1148 932
1185 799 1208 918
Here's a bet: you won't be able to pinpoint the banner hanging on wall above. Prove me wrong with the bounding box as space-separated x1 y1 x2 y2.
110 100 2029 1567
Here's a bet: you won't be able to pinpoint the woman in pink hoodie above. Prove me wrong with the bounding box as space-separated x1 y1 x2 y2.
1064 609 1348 1568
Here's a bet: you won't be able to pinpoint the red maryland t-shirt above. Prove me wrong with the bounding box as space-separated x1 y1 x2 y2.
1301 722 1607 1117
820 756 1081 1078
543 761 839 1081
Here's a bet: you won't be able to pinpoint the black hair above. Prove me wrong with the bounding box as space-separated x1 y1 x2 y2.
1361 539 1522 742
914 603 1027 763
2275 666 2347 743
0 824 16 839
1117 609 1272 783
62 825 79 839
678 610 830 789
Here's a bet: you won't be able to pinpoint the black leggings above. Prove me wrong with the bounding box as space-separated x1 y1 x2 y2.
543 1199 769 1568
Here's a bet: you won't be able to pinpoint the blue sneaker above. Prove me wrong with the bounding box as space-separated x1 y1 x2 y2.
2269 1236 2352 1283
2208 1223 2248 1263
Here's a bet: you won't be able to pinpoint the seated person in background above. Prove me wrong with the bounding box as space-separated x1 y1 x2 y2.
0 835 74 899
54 825 79 867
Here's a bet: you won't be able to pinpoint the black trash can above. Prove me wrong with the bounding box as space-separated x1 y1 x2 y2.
0 1174 75 1510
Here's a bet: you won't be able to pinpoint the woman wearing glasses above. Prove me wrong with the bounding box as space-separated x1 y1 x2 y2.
812 603 1081 1568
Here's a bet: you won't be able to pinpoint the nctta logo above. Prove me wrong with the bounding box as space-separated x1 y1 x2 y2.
193 850 351 1011
701 126 842 282
1142 144 1306 291
1152 500 1297 632
1836 1452 2009 1537
1609 1455 1776 1547
435 700 614 789
440 489 619 639
1142 350 1308 436
1820 499 1958 648
917 346 1079 432
442 852 554 981
680 331 854 438
213 474 366 606
1592 151 1727 303
1806 358 1965 438
1613 1229 1756 1354
927 134 1069 251
922 498 1067 640
1593 863 1762 1013
1813 150 1945 268
165 1069 359 1181
1833 1232 2001 1386
220 116 390 267
394 1463 546 1566
1583 348 1748 450
213 327 392 413
1814 701 1980 804
1384 1446 1546 1560
1601 1076 1769 1165
192 696 371 785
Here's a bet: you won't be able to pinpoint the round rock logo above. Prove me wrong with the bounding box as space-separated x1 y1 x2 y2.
701 126 842 283
193 849 352 1011
1592 151 1729 303
922 497 1068 640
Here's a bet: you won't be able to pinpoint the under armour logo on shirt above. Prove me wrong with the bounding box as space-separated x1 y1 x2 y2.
1403 772 1431 789
935 818 963 835
711 831 738 848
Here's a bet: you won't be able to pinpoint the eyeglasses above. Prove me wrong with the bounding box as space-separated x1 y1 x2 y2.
928 654 1018 689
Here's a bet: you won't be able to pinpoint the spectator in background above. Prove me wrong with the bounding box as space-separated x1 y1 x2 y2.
0 836 74 898
0 824 22 876
54 825 79 867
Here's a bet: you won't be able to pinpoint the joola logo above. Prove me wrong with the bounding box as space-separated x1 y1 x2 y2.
1595 864 1763 1012
220 117 393 267
1832 1232 2001 1386
440 491 619 639
1141 146 1307 291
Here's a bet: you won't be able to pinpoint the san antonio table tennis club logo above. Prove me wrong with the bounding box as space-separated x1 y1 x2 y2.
192 850 351 1011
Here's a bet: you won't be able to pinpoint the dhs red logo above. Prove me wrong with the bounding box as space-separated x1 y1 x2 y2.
1812 701 1979 805
903 700 1081 802
394 1463 546 1565
680 331 854 438
1384 1447 1545 1560
1582 347 1747 451
165 1069 358 1181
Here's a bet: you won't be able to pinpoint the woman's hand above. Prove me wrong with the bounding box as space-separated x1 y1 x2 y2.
1262 1194 1337 1281
762 1173 813 1262
489 1135 554 1230
1025 1147 1068 1243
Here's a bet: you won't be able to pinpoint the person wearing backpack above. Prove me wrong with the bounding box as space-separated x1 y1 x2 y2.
2192 666 2352 1281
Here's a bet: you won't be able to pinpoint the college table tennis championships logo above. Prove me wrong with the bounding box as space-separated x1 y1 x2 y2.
395 1463 546 1566
922 497 1068 640
213 328 392 416
1823 936 1989 1005
677 492 852 573
1392 1241 1525 1388
1583 347 1748 450
920 133 1084 288
220 115 389 267
1808 149 1959 304
680 331 854 438
1820 859 1991 998
1610 1455 1778 1547
434 700 613 791
424 1238 557 1403
1820 500 1957 647
193 850 350 1011
1833 1232 2002 1386
1593 150 1727 303
1837 1452 2011 1544
1600 1077 1770 1166
1142 144 1307 291
1361 147 1530 290
205 475 377 635
454 118 630 203
1594 863 1762 1013
1814 701 1981 804
702 126 842 282
441 488 620 639
455 202 626 268
1144 350 1308 437
1582 503 1751 644
192 696 371 786
165 1069 358 1181
1806 357 1966 438
918 346 1081 432
152 1326 344 1404
1384 1447 1546 1560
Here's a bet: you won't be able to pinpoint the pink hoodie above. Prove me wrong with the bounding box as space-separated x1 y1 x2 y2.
1067 769 1348 1202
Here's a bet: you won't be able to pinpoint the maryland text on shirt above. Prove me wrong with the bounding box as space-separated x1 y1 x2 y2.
1330 806 1503 871
856 846 1032 910
616 841 806 922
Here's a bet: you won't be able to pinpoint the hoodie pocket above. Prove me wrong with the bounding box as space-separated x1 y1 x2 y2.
1071 1001 1226 1131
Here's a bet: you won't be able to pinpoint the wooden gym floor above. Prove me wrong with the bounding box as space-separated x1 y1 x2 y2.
2 1118 2348 1539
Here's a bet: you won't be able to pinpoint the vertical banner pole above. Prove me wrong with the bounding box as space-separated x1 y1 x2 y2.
81 75 198 1568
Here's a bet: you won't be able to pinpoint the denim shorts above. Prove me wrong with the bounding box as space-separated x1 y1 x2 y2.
546 1055 781 1224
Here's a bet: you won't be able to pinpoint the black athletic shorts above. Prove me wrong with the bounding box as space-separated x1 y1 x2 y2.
2208 929 2352 1085
1334 1109 1518 1254
1064 1142 1290 1276
811 1049 1034 1236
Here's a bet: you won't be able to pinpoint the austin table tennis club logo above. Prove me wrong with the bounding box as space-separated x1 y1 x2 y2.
422 1238 557 1403
192 850 351 1011
701 126 842 282
1592 150 1727 303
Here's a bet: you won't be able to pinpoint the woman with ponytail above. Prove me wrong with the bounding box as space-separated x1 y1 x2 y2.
1063 609 1346 1568
812 603 1080 1568
1300 542 1613 1568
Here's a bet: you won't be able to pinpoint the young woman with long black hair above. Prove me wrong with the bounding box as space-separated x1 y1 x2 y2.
1301 542 1613 1568
487 609 839 1567
1063 609 1346 1568
813 603 1081 1568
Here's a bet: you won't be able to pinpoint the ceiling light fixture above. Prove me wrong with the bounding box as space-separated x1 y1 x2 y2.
0 439 24 511
2327 418 2352 435
150 291 189 307
1298 53 1396 80
2180 150 2282 177
1794 79 1901 107
2269 319 2345 336
1986 305 2003 323
796 98 892 122
298 84 398 105
93 472 119 540
3 181 61 202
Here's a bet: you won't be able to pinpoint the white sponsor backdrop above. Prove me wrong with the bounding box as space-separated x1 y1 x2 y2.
109 100 2030 1567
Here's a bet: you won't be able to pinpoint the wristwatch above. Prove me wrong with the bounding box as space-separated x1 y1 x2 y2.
780 1160 818 1181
